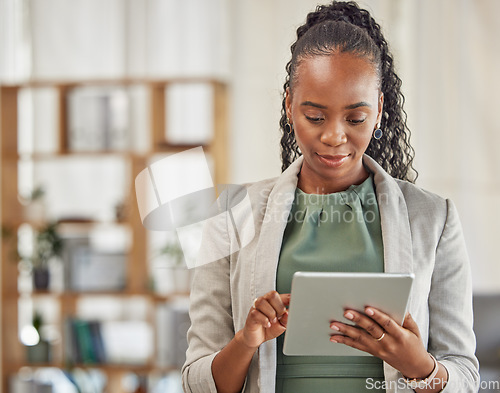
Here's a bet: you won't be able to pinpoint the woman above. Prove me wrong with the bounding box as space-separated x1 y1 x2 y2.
181 2 479 392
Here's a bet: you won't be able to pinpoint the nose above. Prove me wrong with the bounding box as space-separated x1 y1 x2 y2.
320 125 347 147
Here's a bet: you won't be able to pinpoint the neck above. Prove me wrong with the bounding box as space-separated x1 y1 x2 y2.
297 166 370 194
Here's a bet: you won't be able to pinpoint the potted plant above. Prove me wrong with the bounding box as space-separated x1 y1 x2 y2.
25 222 64 291
2 221 64 291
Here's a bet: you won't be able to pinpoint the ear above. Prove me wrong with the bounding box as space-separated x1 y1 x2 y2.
285 88 293 122
376 92 384 125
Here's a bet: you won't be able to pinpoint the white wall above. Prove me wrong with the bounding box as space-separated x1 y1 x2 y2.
228 0 326 184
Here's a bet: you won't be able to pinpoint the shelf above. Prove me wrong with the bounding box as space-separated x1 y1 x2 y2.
1 78 227 392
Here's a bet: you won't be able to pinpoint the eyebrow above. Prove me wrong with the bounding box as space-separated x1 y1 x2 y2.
300 101 328 109
345 101 372 110
300 101 372 110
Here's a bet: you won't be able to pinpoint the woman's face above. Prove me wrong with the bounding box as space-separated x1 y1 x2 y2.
286 53 383 194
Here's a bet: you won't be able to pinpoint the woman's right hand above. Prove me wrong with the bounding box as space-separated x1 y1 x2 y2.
239 291 290 349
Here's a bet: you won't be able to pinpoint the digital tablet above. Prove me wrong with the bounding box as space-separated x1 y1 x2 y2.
283 272 414 356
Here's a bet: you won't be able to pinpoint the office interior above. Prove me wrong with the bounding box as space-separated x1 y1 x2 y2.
0 0 499 392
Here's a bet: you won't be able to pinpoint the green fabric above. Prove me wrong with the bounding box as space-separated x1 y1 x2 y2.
275 175 385 392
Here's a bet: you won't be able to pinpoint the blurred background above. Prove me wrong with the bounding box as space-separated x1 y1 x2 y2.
0 0 499 392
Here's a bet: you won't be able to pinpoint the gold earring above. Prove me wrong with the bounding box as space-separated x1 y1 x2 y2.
286 119 294 134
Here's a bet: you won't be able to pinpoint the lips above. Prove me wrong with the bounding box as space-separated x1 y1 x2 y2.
316 153 350 168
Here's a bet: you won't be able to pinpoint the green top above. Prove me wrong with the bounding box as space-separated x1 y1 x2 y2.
275 175 386 393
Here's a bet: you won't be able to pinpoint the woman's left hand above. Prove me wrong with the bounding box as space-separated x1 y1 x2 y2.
330 308 434 379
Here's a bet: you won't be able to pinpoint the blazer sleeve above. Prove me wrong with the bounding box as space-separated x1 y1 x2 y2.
427 199 480 392
181 193 236 393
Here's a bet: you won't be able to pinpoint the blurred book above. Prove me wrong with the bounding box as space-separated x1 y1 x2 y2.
67 86 129 152
65 317 153 366
156 298 190 368
61 236 126 292
65 318 106 365
65 316 154 367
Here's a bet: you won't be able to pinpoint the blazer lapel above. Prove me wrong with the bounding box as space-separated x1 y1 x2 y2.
253 157 302 392
363 155 414 276
253 157 303 299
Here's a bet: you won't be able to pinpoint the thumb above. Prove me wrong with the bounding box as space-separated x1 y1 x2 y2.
280 293 291 307
278 310 288 328
403 312 421 337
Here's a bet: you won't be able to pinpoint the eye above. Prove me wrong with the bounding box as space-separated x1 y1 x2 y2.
347 118 367 125
305 115 324 123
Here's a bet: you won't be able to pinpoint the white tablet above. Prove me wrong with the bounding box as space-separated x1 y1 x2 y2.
283 272 414 356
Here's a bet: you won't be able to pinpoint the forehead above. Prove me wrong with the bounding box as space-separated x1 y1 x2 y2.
292 53 380 103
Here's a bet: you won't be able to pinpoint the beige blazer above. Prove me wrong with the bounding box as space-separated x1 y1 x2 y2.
182 155 479 393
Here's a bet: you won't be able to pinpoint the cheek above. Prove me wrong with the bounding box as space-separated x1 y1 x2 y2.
292 124 313 152
338 125 374 155
353 129 374 151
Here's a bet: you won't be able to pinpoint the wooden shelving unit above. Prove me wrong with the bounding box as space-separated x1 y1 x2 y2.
0 78 228 392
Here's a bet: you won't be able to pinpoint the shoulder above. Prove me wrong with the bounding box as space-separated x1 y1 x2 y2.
364 154 447 219
214 176 277 206
219 174 282 207
391 179 453 242
394 179 448 217
244 176 280 200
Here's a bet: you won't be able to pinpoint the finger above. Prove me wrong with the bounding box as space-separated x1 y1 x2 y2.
265 291 288 319
342 310 384 340
278 310 288 327
330 333 379 357
280 293 291 307
364 307 403 339
402 312 421 338
253 296 279 323
329 322 371 352
330 322 365 342
248 307 272 329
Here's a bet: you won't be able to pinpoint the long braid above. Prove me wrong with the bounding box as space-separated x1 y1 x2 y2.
279 1 417 182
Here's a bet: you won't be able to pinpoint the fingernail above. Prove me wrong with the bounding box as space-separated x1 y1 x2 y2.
330 324 340 331
272 317 277 323
365 308 374 316
330 337 339 343
266 321 271 328
344 312 354 320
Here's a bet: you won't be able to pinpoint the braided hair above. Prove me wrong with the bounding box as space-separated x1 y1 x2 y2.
280 1 417 182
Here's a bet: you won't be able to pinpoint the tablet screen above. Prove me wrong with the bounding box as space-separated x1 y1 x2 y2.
283 272 414 356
